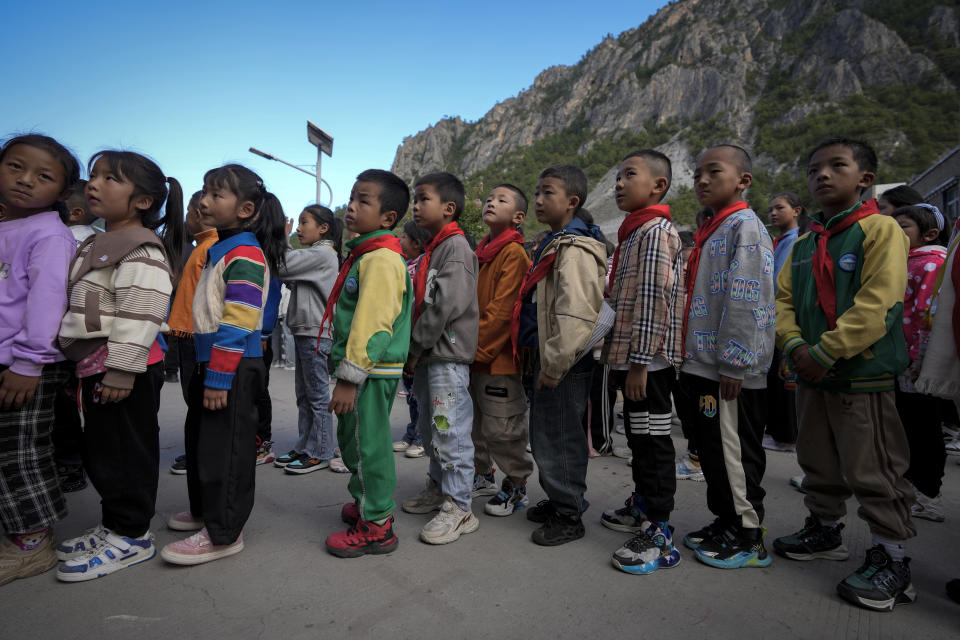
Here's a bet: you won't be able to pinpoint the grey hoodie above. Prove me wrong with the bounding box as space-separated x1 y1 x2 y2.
280 240 339 338
409 233 479 364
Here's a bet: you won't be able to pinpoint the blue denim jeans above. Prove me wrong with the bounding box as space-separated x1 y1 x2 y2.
529 355 594 516
414 361 475 510
293 336 336 460
402 373 421 445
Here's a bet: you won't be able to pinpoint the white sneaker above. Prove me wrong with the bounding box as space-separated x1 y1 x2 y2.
57 530 155 582
56 525 108 561
790 474 806 493
912 491 945 522
612 446 632 460
401 479 445 514
393 440 411 452
946 436 960 456
404 444 425 458
471 472 498 497
420 497 479 544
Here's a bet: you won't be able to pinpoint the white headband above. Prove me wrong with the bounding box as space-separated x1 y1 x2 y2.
915 203 945 231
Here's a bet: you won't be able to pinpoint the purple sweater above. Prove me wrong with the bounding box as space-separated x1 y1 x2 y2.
0 211 77 375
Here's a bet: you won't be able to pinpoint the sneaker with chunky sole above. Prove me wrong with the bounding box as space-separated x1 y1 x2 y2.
420 498 479 544
285 456 329 474
471 471 498 498
911 492 945 522
836 546 916 611
600 494 647 533
484 479 529 517
326 518 398 558
160 528 244 566
526 499 555 524
683 519 725 550
255 441 275 466
56 525 108 561
58 530 155 582
612 521 681 575
695 526 771 569
401 479 445 514
676 456 705 482
167 511 204 532
0 535 58 586
404 444 425 458
341 501 360 526
274 450 300 468
170 454 187 475
393 440 411 452
532 511 585 546
773 516 848 561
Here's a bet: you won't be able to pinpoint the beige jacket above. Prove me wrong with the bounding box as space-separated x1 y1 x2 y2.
535 234 607 380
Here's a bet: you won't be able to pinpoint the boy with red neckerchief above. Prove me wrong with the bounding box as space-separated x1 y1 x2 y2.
773 138 916 612
470 184 534 517
400 172 480 546
597 151 683 575
679 145 776 570
324 169 413 558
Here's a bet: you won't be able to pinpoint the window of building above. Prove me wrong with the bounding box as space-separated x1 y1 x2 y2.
944 184 959 228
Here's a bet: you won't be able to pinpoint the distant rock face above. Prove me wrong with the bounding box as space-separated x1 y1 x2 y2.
391 0 954 229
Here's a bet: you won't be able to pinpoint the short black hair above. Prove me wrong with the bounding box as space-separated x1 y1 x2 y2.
356 169 410 229
893 205 939 237
66 179 88 209
678 230 695 247
708 144 752 173
539 164 587 212
188 190 202 210
881 185 923 209
402 220 432 248
623 149 673 200
492 183 528 214
414 172 465 220
807 137 878 174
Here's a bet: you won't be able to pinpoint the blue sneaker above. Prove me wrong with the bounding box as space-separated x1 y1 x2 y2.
695 526 771 569
57 530 155 582
600 494 647 533
484 478 529 517
612 521 681 575
56 525 108 561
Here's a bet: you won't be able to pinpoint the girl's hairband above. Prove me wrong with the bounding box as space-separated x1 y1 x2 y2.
915 203 944 231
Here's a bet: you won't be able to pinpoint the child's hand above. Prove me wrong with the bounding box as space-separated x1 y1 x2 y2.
536 371 560 390
719 375 742 401
0 370 40 409
624 364 647 402
791 345 829 383
329 380 357 415
98 384 131 404
403 354 420 377
203 388 228 410
285 218 295 236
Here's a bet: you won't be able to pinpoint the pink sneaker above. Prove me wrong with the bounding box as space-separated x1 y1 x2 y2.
167 511 204 531
160 528 244 565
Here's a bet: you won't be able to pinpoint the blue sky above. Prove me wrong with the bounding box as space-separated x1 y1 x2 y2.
2 0 663 218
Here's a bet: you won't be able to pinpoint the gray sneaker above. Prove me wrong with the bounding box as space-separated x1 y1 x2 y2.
420 497 479 545
401 479 445 514
471 472 498 498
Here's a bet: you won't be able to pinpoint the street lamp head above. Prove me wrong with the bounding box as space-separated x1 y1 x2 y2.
306 121 333 156
249 147 275 161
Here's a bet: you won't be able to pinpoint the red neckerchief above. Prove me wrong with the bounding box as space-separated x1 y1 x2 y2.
808 199 879 330
509 250 558 360
318 231 404 336
773 235 782 249
952 219 960 358
610 205 671 282
412 221 464 322
682 200 748 345
476 229 524 265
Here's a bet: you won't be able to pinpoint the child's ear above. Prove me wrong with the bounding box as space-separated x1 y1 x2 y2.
133 194 154 213
653 177 669 199
380 210 398 229
567 194 581 213
237 200 257 220
738 172 753 193
317 222 330 236
923 227 941 243
68 206 85 223
443 200 457 217
858 170 876 191
512 210 526 227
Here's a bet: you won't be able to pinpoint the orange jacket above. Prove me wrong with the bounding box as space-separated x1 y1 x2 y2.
167 228 219 336
473 240 529 375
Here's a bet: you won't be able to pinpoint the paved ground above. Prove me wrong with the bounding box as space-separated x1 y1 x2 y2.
4 367 960 639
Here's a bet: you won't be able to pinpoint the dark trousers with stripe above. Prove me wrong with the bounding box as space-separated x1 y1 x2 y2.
612 367 677 522
679 372 766 530
185 358 265 545
81 363 164 538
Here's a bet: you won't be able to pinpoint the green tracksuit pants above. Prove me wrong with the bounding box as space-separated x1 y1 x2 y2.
336 377 400 522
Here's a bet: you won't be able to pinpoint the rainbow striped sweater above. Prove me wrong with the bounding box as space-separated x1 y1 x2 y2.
192 231 269 390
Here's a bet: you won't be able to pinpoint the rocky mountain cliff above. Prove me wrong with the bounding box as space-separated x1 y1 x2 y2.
391 0 959 235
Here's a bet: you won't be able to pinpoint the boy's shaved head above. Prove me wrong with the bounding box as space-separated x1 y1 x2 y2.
623 149 672 194
706 144 752 173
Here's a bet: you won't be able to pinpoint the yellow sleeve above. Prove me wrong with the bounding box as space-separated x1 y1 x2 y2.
775 246 806 355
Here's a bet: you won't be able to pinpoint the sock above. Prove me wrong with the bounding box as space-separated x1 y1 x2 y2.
873 536 906 561
11 528 49 551
373 516 390 526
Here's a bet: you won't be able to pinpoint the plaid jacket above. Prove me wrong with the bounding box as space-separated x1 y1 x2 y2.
602 218 683 368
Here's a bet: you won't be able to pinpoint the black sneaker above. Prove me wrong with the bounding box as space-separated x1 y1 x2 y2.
773 516 848 561
273 450 300 468
695 525 772 569
683 518 724 550
836 546 916 611
947 578 960 605
531 512 585 546
169 454 187 475
600 494 647 533
164 371 179 383
526 499 556 524
57 463 87 492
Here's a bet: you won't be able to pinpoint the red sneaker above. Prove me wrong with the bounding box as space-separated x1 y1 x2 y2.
326 518 398 558
341 501 360 526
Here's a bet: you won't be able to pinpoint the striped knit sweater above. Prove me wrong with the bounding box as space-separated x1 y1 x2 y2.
192 231 269 390
58 227 173 389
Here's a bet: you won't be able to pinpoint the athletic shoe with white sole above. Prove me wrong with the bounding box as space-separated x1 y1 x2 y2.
57 530 155 582
773 516 848 561
420 497 479 545
56 525 108 561
160 528 243 565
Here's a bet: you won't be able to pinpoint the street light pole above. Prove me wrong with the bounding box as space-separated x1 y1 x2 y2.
248 146 334 207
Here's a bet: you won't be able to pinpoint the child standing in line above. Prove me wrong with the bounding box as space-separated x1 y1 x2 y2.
516 164 607 546
56 150 184 581
393 220 430 458
471 183 534 517
64 179 97 245
679 145 775 569
0 135 80 586
774 138 916 611
272 205 341 474
891 204 948 521
400 172 480 545
674 229 704 482
161 164 285 566
324 169 412 557
598 150 684 574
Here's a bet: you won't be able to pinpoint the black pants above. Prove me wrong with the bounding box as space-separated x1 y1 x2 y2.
164 335 180 377
895 385 946 497
765 349 797 444
584 362 615 453
52 362 83 466
679 372 766 529
185 358 265 545
256 340 273 444
673 383 699 458
611 368 677 522
175 335 197 404
81 363 164 538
